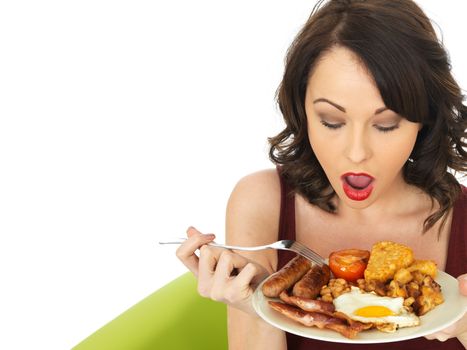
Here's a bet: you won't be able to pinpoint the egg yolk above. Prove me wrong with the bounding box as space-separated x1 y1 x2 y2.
354 306 396 317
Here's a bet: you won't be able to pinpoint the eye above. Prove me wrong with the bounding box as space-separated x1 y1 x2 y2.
320 120 344 130
374 124 400 133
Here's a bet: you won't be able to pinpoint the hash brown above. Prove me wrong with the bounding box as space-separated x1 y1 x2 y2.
364 241 414 283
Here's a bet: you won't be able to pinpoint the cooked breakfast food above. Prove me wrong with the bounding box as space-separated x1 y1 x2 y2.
268 301 369 339
364 241 414 283
329 249 370 283
279 290 336 315
264 241 445 338
332 287 420 332
292 264 331 299
262 255 311 297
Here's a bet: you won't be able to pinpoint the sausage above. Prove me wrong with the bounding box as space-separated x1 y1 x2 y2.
262 255 311 297
292 264 331 299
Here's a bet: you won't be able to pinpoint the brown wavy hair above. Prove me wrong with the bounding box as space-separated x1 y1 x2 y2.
269 0 467 234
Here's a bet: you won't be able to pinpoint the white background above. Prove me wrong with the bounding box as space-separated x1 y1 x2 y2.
0 1 465 349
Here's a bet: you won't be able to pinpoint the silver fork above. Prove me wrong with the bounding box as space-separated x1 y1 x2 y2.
158 238 325 266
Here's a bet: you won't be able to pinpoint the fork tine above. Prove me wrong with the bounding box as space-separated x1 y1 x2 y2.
303 251 324 266
291 242 325 266
294 242 322 258
300 250 324 266
303 247 325 263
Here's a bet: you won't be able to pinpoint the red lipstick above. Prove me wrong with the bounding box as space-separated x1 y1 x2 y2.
341 172 375 201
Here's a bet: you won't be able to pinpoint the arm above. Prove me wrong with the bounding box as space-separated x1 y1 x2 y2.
228 307 286 350
176 169 287 349
225 169 287 350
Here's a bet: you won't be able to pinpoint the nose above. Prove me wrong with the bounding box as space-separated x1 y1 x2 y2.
344 128 372 164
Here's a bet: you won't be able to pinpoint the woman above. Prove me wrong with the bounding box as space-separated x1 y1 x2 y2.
176 0 467 348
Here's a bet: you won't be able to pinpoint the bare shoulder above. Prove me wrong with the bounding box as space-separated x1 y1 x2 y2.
227 168 281 222
228 168 281 210
226 168 281 272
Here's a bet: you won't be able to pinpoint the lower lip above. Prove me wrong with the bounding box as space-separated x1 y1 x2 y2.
342 181 374 201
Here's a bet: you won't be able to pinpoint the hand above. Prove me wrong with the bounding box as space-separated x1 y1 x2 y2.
425 274 467 343
176 226 269 315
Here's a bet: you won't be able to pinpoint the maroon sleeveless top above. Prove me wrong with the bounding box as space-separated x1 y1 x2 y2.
276 169 467 350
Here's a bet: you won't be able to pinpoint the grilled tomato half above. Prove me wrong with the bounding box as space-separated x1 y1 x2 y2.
329 249 370 283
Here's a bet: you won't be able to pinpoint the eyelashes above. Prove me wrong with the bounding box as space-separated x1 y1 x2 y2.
319 120 400 133
320 120 344 130
375 125 400 133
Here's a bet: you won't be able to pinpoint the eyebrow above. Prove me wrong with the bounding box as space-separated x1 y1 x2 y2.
313 98 388 115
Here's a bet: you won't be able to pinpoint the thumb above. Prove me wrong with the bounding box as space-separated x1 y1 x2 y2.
457 274 467 296
186 226 202 238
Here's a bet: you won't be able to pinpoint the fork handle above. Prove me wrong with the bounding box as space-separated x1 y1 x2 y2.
158 239 232 248
207 242 270 251
158 239 268 252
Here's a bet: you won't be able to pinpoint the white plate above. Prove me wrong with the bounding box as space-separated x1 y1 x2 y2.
252 270 467 344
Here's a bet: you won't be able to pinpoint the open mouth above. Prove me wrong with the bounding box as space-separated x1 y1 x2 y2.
344 174 373 190
341 173 375 201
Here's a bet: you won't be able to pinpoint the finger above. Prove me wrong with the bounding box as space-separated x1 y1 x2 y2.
438 323 457 335
176 230 216 276
222 262 268 309
436 334 450 342
186 226 216 238
425 332 448 341
197 245 225 294
186 226 200 237
233 262 267 289
210 250 249 300
457 274 467 296
218 250 249 278
425 323 457 341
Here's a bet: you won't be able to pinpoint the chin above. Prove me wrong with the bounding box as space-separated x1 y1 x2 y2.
335 189 378 210
344 197 374 209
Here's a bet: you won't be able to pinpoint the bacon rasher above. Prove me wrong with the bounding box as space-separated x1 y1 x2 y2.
279 290 335 315
268 301 362 339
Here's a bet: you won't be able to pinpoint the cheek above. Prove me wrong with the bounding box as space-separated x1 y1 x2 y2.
308 125 337 165
376 130 418 173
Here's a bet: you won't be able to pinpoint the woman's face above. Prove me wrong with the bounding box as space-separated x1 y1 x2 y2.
305 46 421 209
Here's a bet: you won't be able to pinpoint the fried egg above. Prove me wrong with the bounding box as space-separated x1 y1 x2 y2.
333 287 420 329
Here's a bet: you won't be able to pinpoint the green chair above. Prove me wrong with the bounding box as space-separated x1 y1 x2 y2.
73 272 228 350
